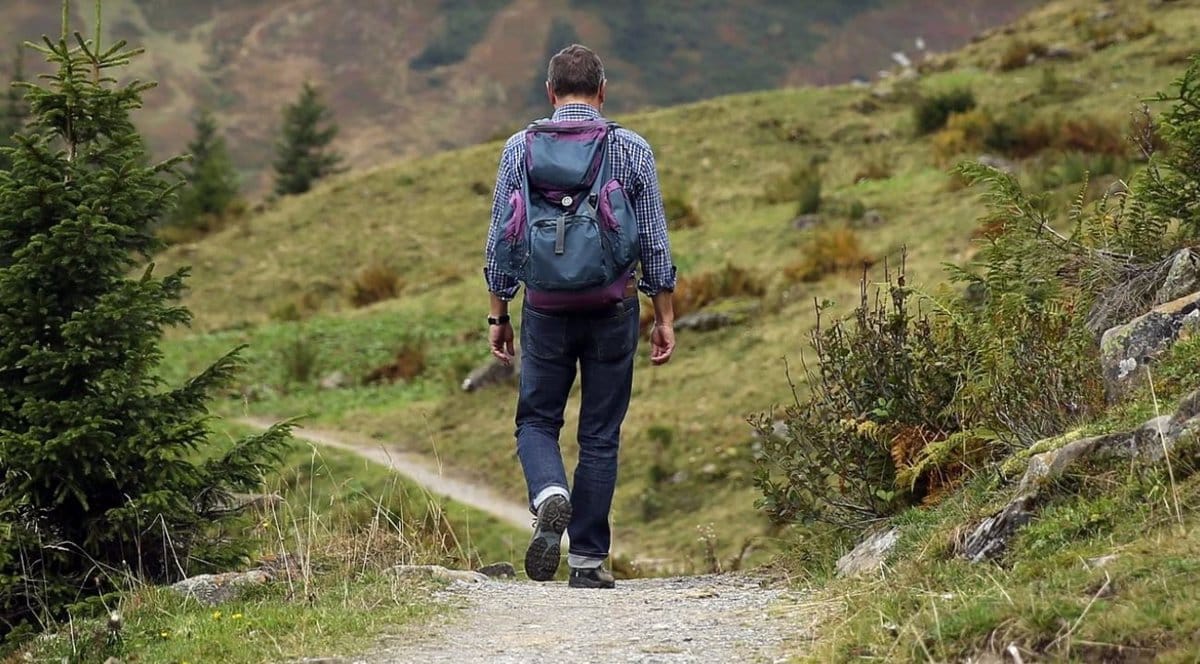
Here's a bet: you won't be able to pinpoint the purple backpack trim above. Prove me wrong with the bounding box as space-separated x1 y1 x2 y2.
527 273 632 312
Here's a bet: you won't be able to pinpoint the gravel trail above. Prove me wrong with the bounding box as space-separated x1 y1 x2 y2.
237 417 533 530
367 575 806 664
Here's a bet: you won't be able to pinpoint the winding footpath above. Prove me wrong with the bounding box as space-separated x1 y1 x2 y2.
237 417 813 663
236 416 533 530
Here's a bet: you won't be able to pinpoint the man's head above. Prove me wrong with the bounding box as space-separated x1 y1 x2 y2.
545 44 606 109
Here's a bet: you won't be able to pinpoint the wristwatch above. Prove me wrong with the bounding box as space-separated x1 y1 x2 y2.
487 314 511 326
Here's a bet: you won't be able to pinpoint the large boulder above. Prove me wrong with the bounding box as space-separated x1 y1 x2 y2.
962 388 1200 563
1100 290 1200 402
1155 249 1200 306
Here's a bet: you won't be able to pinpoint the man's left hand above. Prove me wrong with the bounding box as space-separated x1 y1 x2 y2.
490 322 516 365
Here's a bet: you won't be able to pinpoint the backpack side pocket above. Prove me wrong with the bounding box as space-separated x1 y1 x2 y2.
597 179 639 271
494 189 528 279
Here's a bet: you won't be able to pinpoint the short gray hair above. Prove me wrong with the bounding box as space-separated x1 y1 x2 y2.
547 44 605 97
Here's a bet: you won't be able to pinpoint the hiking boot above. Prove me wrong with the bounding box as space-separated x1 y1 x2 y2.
524 495 571 581
568 566 615 589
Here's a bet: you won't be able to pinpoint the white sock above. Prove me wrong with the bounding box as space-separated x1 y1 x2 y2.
568 554 604 569
532 485 570 511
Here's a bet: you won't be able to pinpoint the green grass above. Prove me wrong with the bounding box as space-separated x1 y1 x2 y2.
24 575 441 664
8 425 523 663
154 0 1200 573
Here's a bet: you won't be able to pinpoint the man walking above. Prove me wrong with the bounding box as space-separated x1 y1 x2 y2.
484 44 676 588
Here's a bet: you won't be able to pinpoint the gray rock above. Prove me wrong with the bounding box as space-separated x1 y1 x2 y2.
1155 249 1200 305
476 562 516 579
1043 43 1078 60
856 209 886 227
675 312 736 333
1100 290 1200 402
1018 415 1179 494
790 213 823 230
977 153 1019 174
836 527 899 577
959 494 1037 563
389 564 488 584
319 370 349 390
170 570 272 606
462 352 519 392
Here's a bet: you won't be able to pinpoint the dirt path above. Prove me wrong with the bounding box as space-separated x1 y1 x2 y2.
368 574 809 664
236 417 533 531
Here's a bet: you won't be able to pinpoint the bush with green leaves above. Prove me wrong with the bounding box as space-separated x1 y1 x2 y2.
913 87 976 135
754 57 1200 532
0 13 290 635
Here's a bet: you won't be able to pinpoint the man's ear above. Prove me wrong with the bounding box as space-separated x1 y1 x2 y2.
546 81 556 107
597 80 606 107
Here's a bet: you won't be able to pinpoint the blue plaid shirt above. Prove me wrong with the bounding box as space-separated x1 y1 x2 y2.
484 103 676 300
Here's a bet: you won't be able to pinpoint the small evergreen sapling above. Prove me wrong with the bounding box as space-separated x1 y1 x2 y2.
272 82 343 196
0 5 291 632
171 109 240 234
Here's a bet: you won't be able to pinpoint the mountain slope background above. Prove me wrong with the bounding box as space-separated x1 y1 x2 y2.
0 0 1036 191
149 0 1200 570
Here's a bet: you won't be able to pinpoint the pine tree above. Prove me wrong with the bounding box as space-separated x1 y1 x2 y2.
171 109 239 233
0 2 290 632
272 82 343 196
0 47 29 171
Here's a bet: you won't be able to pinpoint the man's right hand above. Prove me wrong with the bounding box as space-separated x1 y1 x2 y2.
650 323 675 366
490 322 515 365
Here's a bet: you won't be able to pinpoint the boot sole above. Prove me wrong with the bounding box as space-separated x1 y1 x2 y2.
524 498 571 581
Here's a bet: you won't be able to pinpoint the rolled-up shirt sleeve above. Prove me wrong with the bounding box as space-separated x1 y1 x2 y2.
484 138 522 300
631 145 677 296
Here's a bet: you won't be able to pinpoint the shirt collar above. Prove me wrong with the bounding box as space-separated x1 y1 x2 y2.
551 103 602 122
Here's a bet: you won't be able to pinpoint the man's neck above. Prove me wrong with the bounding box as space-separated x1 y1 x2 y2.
554 97 600 111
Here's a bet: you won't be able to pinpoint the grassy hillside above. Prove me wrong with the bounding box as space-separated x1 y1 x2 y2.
0 0 1034 190
157 0 1200 572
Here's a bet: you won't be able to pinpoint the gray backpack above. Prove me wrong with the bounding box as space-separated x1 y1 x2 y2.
493 119 639 310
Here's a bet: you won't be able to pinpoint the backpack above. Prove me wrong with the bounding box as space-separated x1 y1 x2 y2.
493 119 640 311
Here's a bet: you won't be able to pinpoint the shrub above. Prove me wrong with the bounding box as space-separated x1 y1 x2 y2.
852 150 892 183
348 263 403 308
364 343 428 385
752 265 965 527
664 194 703 230
764 163 822 214
280 334 321 388
913 87 976 135
642 263 765 329
998 40 1047 72
931 109 997 163
785 228 873 283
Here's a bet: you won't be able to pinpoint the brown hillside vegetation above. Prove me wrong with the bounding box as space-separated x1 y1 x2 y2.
0 0 1034 190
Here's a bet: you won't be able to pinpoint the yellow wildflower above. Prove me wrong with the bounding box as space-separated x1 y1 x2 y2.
231 613 244 620
211 610 222 620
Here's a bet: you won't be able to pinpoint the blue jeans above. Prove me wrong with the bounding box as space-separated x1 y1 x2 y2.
515 295 639 563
